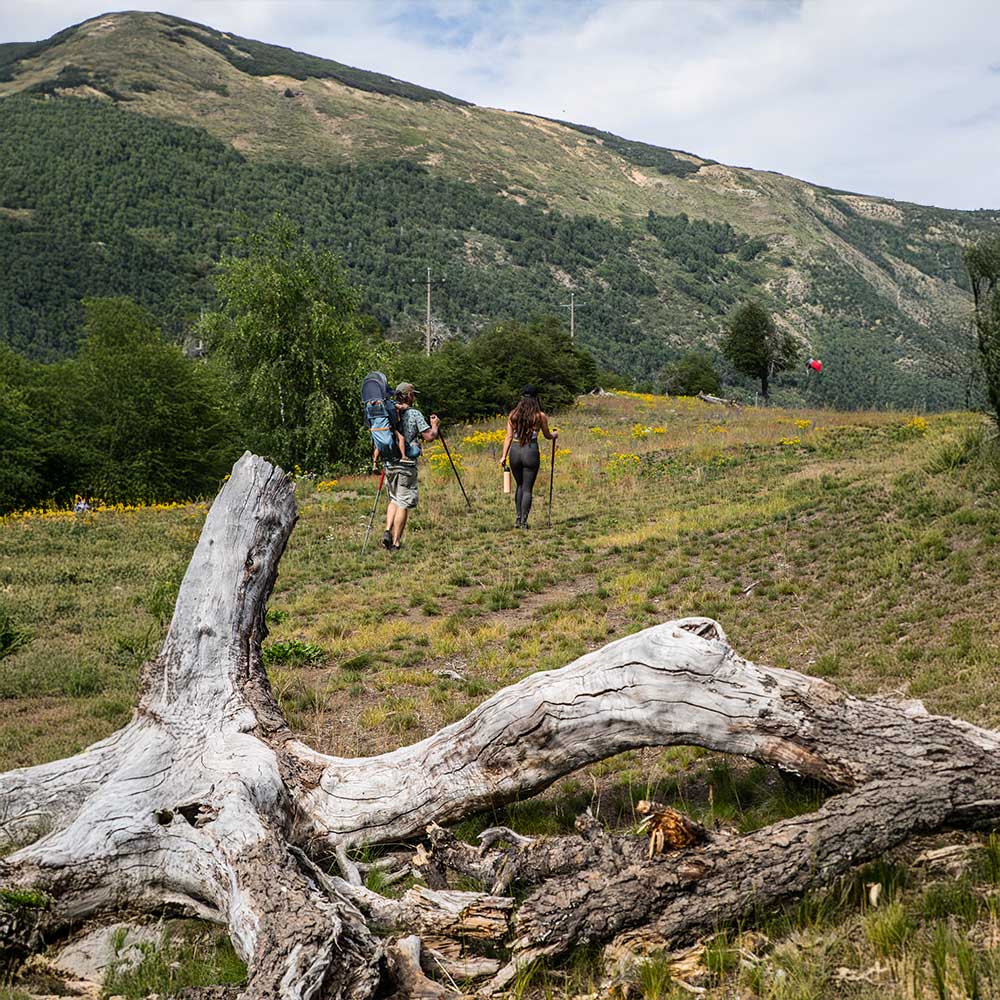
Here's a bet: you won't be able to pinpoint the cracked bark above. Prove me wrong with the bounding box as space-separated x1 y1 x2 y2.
2 452 998 999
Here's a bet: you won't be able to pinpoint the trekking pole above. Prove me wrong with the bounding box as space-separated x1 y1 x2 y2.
438 430 472 509
361 468 386 554
548 437 556 526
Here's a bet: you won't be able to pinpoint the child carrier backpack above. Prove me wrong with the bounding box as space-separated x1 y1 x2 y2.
362 372 402 463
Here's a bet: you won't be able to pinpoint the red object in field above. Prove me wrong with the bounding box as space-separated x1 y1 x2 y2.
807 358 823 373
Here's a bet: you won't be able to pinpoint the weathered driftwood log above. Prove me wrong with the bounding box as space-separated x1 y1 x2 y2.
2 452 999 1000
697 390 740 406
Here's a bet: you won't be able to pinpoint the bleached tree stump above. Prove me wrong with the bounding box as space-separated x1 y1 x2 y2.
2 453 998 998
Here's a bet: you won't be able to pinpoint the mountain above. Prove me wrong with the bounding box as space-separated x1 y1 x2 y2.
1 10 997 408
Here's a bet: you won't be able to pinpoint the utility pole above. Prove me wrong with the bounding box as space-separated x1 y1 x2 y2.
425 267 432 357
415 267 445 356
561 291 585 342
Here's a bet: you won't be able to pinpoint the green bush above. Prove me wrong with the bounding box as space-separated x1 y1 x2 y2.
660 351 722 396
399 317 597 422
262 639 325 667
0 603 33 661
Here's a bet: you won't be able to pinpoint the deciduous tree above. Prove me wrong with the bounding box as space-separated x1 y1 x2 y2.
199 217 388 472
75 297 237 503
964 235 1000 428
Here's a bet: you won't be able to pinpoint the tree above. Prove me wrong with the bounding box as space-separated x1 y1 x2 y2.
0 300 237 512
73 297 237 503
3 453 1000 998
199 217 388 471
721 301 799 403
399 317 597 421
0 347 48 512
659 351 721 396
963 235 1000 428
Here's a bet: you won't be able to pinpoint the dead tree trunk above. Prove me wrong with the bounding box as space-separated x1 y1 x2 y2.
2 453 998 998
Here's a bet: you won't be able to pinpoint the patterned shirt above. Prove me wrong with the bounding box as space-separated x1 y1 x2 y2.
396 407 430 462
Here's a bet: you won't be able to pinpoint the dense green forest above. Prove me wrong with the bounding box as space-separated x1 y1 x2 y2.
0 95 675 374
0 300 237 512
0 215 597 513
0 91 989 410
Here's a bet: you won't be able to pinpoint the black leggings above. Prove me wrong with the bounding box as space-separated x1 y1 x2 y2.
508 440 540 524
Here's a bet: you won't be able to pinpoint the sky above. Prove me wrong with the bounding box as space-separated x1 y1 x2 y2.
2 0 999 211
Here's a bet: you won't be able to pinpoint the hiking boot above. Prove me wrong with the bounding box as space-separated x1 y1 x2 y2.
382 530 392 550
391 542 403 552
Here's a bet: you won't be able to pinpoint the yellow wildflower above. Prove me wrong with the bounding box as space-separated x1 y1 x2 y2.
605 452 641 479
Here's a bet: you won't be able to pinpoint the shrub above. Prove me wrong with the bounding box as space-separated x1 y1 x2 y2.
0 603 32 661
398 317 597 423
660 351 722 396
262 639 325 667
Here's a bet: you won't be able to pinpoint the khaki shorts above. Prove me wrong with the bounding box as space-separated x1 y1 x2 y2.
386 462 419 509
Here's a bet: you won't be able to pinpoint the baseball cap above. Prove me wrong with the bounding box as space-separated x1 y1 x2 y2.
521 385 538 397
395 382 418 396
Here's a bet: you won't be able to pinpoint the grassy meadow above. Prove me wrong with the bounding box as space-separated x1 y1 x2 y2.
2 391 1000 999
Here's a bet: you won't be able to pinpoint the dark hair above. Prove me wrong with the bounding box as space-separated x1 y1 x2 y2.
510 394 542 446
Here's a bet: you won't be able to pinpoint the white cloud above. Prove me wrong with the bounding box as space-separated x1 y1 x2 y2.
2 0 998 208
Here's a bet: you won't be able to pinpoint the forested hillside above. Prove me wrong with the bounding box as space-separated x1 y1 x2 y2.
1 10 997 409
0 97 677 375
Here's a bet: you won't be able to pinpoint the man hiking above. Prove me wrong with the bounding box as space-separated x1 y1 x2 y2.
382 382 440 551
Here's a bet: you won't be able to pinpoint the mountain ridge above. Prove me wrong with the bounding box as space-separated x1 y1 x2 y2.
1 10 996 408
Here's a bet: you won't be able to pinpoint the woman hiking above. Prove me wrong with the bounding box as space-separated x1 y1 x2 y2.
500 386 557 529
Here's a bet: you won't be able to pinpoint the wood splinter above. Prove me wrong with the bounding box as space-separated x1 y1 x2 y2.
635 801 709 859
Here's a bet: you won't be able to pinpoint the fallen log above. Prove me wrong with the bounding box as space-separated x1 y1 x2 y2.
696 391 740 406
2 452 998 1000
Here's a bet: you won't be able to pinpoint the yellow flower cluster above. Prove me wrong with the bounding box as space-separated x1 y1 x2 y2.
631 424 652 439
589 426 610 437
672 395 702 409
605 452 641 479
555 448 572 457
427 450 464 474
652 426 666 434
709 425 728 434
779 437 801 446
315 480 340 491
614 390 659 402
794 419 813 430
906 415 928 434
2 499 203 524
461 429 506 448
